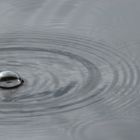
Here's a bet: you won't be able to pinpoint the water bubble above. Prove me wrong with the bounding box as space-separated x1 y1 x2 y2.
0 71 23 89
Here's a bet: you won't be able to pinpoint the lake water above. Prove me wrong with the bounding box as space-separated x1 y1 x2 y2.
0 0 140 140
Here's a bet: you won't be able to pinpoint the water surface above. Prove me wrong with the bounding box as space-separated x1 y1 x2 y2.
0 0 140 140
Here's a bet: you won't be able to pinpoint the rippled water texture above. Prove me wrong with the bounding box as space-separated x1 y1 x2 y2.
0 32 139 140
1 0 140 140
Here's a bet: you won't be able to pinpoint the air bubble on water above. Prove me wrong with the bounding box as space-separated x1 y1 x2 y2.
0 71 23 89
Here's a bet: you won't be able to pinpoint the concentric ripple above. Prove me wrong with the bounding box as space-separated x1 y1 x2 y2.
0 31 139 120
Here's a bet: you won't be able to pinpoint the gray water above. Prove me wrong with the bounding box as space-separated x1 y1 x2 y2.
0 0 140 140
